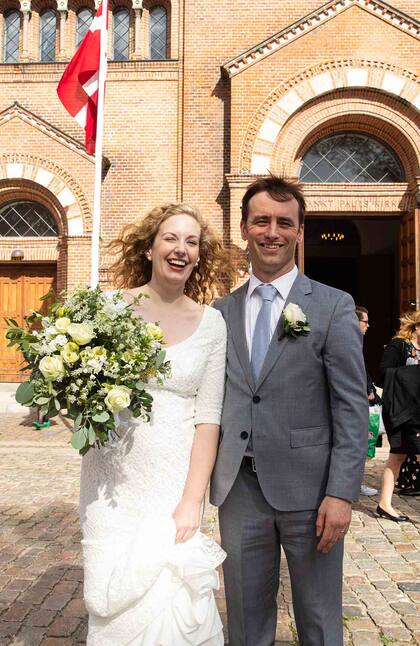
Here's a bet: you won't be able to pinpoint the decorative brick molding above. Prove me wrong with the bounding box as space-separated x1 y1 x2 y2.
0 154 90 235
0 103 94 162
0 238 59 262
222 0 419 78
240 60 420 174
269 91 420 183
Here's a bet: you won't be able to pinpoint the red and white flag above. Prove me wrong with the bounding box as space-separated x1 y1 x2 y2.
57 2 107 154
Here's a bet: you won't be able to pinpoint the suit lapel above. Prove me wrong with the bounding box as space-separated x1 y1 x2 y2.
229 283 254 390
256 272 313 389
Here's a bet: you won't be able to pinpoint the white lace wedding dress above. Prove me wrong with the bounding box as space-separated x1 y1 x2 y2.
80 305 227 645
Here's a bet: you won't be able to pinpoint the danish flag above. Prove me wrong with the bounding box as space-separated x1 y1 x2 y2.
57 2 107 154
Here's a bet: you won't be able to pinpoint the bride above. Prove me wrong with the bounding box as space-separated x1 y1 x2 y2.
80 203 234 645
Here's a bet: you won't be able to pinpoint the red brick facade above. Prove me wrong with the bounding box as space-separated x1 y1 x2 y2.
0 0 419 378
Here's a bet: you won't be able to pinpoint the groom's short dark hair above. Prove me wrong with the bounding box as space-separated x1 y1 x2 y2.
241 174 306 226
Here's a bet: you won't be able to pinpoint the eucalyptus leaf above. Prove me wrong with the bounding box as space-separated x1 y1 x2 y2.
71 428 87 450
88 425 97 445
15 382 35 405
155 350 166 368
92 411 110 423
34 396 50 405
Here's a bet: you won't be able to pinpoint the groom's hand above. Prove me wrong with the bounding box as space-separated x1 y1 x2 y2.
316 496 352 553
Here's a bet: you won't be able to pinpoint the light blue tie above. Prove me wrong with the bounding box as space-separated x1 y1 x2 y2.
251 284 277 382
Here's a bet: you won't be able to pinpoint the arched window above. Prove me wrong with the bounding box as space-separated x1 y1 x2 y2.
3 10 20 63
299 133 405 183
150 6 167 60
76 7 93 47
0 201 59 237
39 9 56 62
113 8 129 61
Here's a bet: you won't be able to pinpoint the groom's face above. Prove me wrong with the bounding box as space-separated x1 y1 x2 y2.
241 191 303 282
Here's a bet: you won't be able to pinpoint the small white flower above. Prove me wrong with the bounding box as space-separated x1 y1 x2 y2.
49 334 68 350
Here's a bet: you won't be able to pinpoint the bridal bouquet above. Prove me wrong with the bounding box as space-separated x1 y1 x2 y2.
6 287 170 454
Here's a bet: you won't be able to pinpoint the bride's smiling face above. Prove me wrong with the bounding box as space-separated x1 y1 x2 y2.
148 214 201 288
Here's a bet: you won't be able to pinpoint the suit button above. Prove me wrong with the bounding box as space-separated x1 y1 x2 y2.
253 395 261 403
240 431 249 440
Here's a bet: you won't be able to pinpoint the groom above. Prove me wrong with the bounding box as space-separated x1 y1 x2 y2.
212 175 368 646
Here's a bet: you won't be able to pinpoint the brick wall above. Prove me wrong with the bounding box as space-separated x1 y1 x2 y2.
0 0 418 289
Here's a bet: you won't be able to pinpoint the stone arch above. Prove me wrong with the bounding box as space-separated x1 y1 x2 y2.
0 154 91 234
243 60 420 174
269 90 419 184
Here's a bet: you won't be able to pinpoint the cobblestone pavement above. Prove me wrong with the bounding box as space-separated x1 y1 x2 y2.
0 412 419 645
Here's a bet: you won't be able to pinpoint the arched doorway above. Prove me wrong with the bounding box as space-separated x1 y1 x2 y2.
299 132 405 378
0 200 58 382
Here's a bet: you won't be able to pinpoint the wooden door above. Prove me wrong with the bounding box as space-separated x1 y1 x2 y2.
0 264 57 382
400 209 419 313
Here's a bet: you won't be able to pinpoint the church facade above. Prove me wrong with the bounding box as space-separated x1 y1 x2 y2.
0 0 419 380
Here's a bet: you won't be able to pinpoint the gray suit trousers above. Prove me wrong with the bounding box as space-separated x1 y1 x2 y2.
219 464 344 646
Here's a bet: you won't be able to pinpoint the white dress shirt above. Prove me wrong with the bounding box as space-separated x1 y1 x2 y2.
245 265 298 358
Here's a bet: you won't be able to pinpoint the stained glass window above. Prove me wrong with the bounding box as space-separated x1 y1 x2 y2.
0 201 59 237
113 8 129 61
299 133 405 183
150 6 167 60
40 10 56 62
3 11 20 63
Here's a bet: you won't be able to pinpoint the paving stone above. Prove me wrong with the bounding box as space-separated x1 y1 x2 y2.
398 581 420 592
380 625 413 642
401 615 420 631
25 609 55 627
2 603 31 622
12 626 46 645
351 631 383 645
390 600 418 615
62 597 86 618
46 616 81 637
41 592 73 612
0 621 20 639
342 605 364 618
1 416 419 644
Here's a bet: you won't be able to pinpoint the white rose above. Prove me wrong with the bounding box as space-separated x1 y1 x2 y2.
67 321 95 345
104 386 132 413
39 355 66 381
283 303 305 326
61 342 79 364
145 322 164 341
55 317 71 334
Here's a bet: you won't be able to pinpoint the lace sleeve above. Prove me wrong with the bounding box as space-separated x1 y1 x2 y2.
193 309 227 426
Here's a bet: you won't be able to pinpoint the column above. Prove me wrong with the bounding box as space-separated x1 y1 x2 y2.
415 176 420 310
56 0 68 59
132 0 143 59
20 0 31 62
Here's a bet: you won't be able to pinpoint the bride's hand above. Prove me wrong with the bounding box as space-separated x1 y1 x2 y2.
172 497 201 543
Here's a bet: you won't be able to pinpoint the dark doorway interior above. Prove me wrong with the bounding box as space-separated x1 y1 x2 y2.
304 217 400 380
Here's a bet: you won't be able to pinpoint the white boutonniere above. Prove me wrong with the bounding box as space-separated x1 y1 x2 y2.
282 303 310 338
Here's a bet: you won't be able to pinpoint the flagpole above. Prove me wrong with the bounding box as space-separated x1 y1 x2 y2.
90 0 108 288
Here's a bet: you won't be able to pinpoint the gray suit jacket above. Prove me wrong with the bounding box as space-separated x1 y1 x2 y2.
210 272 368 511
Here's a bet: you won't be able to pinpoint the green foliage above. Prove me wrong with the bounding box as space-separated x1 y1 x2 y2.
7 286 171 455
15 382 35 406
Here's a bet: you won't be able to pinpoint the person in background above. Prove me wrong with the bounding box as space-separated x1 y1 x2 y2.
355 306 380 496
376 311 420 522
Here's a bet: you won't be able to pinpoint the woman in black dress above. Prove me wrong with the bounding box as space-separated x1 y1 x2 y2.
376 311 420 522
